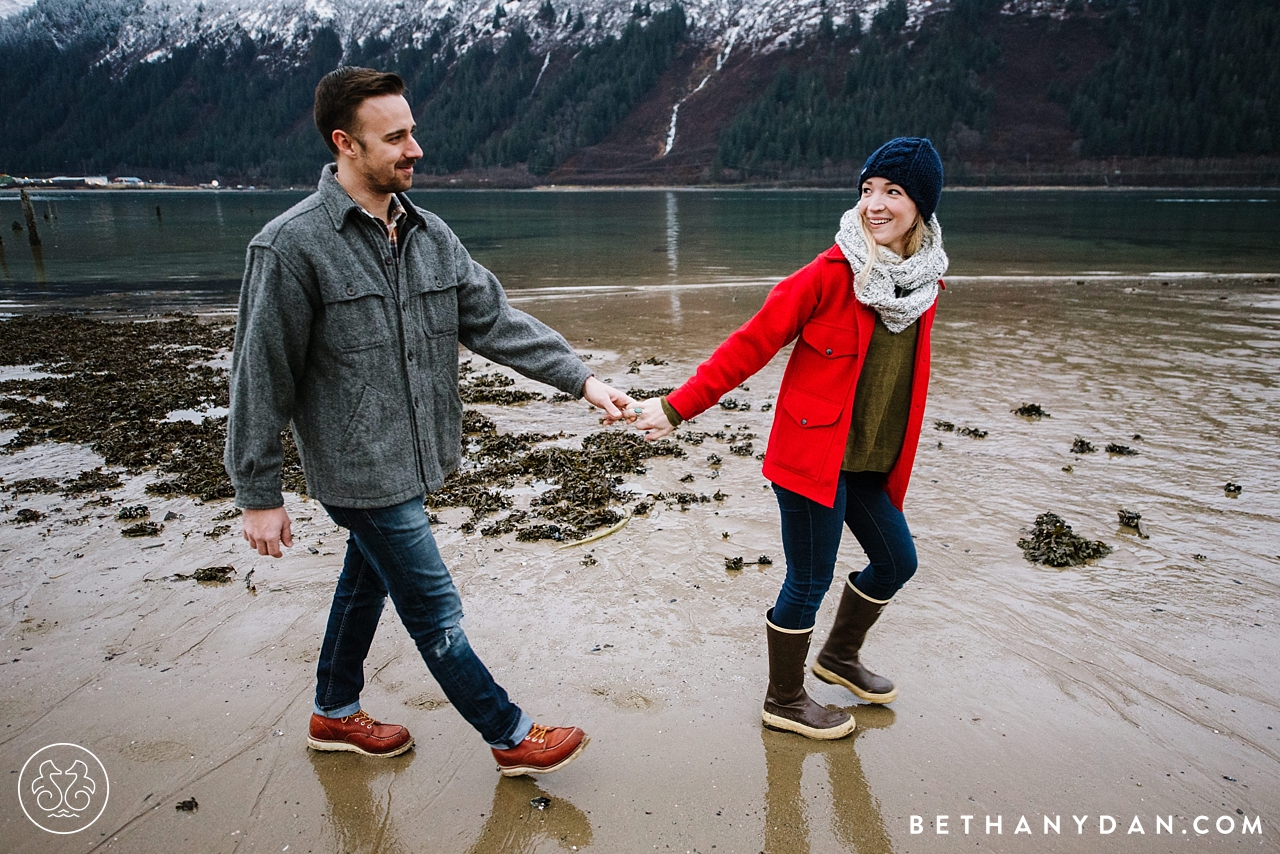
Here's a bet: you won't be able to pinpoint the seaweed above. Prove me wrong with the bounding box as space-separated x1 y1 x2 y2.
121 521 163 537
1105 443 1139 456
626 387 674 400
173 566 235 583
1012 403 1050 418
459 372 545 404
116 504 149 520
62 467 122 495
9 477 60 495
1017 512 1112 567
725 555 773 571
1070 437 1097 454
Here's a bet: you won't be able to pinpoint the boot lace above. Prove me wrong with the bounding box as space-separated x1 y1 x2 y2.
525 723 550 744
343 710 378 729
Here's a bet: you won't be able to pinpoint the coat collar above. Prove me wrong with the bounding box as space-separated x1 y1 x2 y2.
821 244 848 263
316 163 426 232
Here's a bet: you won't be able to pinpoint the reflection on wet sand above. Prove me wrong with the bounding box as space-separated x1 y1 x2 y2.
311 750 415 853
467 776 593 854
764 704 896 854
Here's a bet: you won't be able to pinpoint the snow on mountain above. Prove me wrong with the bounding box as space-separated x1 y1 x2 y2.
5 0 976 69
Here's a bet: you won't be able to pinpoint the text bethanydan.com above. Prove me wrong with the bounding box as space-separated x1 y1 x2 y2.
910 813 1262 837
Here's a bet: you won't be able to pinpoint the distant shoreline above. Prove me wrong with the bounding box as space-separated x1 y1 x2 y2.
4 183 1280 194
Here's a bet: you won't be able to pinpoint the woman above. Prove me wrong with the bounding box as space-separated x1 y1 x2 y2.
629 137 947 739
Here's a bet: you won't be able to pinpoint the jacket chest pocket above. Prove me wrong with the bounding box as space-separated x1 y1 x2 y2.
789 320 858 396
319 280 391 353
403 271 459 338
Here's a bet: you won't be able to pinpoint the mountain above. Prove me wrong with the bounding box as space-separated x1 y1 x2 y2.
1 0 1277 186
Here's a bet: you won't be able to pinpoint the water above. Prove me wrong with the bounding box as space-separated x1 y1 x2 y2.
1 187 1278 314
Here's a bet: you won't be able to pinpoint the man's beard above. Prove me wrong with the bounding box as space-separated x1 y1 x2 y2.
367 163 414 195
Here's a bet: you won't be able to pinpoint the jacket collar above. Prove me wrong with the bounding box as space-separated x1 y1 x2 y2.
317 163 426 232
821 244 848 263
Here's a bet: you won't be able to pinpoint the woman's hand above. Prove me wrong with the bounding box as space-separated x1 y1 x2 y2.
631 397 676 441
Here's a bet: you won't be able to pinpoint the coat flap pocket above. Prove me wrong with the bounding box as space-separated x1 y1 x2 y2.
402 269 457 299
800 322 857 358
782 389 845 429
319 277 386 305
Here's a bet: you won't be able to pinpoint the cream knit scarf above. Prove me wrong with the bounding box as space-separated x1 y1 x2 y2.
834 209 948 333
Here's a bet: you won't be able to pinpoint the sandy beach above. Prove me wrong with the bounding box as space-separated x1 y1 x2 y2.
2 274 1278 853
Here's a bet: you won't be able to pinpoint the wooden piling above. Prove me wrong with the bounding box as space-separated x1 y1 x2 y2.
19 189 41 247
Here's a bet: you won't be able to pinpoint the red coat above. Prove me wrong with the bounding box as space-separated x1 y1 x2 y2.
666 244 937 510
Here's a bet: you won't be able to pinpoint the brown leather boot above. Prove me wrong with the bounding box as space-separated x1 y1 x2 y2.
812 573 898 703
762 609 856 740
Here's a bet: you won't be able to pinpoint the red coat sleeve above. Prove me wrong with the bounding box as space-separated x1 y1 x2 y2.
666 256 826 420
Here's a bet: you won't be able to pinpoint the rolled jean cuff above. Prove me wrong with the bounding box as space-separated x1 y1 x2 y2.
315 699 361 718
487 710 533 750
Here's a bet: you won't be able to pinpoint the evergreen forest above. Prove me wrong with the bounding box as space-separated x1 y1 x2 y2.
0 0 1276 184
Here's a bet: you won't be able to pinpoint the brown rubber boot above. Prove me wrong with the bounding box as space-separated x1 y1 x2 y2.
762 609 856 739
812 573 898 703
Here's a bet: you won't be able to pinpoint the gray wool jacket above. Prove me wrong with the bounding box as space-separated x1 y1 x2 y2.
224 165 593 510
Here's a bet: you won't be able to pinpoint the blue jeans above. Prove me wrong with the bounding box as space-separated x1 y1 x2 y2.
317 496 531 749
771 471 918 630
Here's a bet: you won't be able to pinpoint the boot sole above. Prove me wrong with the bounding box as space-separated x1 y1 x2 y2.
306 736 415 758
497 735 590 777
811 662 898 704
761 709 856 740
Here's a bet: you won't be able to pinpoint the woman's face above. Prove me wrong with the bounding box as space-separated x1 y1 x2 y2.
858 177 919 257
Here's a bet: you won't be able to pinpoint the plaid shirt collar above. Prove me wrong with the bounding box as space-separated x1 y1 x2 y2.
350 191 408 257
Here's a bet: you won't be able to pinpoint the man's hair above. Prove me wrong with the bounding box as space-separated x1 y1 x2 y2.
314 66 407 156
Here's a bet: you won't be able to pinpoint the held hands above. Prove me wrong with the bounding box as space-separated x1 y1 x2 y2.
630 396 676 441
581 377 674 440
243 506 293 558
583 375 636 424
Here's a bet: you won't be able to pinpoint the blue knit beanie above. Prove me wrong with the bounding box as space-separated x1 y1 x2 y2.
858 137 944 220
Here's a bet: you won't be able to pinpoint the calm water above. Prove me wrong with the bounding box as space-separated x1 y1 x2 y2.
1 187 1278 313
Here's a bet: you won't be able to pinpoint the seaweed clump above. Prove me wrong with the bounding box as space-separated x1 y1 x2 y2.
1105 443 1139 456
1070 437 1097 454
432 424 684 542
0 315 305 502
1012 403 1050 418
1017 512 1112 567
460 372 545 405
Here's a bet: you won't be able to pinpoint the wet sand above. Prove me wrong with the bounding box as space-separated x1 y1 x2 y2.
2 275 1279 853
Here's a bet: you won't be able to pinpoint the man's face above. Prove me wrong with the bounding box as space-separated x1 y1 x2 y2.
344 94 423 196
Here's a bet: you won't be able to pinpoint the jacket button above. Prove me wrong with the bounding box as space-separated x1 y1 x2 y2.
825 348 833 355
345 286 355 295
801 418 808 425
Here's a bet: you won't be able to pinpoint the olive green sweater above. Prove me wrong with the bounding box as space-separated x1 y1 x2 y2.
842 318 918 473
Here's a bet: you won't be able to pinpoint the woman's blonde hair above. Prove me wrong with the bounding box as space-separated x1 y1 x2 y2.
858 210 927 286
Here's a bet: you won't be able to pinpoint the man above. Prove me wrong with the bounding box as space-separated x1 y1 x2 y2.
225 66 630 775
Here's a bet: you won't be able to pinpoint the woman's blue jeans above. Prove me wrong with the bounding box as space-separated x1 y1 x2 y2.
771 470 918 630
317 496 531 749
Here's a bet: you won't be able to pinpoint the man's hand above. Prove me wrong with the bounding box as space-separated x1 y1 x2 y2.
582 376 636 424
242 507 293 558
631 396 677 441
